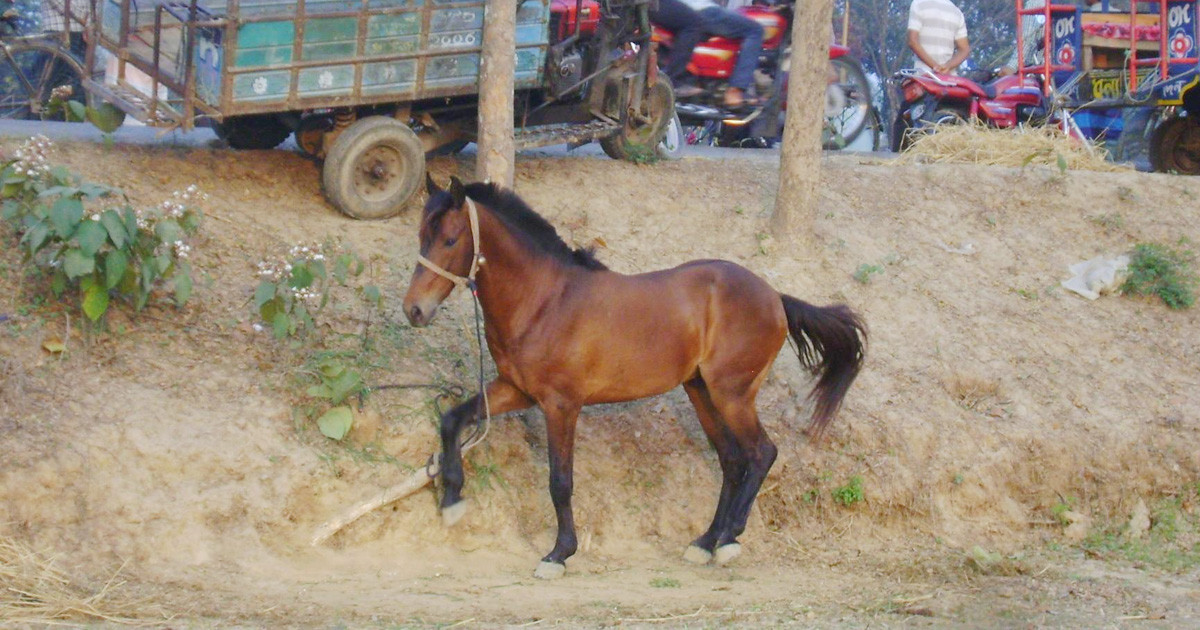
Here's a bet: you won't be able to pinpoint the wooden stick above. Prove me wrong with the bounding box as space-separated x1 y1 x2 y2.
310 462 439 546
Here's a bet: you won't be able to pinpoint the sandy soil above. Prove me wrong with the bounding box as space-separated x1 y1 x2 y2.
1 139 1199 627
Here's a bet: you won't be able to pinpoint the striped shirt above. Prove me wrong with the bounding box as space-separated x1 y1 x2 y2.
907 0 968 73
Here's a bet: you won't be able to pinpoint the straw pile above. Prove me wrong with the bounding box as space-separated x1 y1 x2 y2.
1 535 138 626
898 121 1129 172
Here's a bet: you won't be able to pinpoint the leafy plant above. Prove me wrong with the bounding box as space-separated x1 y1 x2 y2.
0 136 202 322
650 577 681 588
253 242 364 338
305 357 366 441
852 263 882 284
832 475 864 506
47 92 125 148
1121 242 1197 309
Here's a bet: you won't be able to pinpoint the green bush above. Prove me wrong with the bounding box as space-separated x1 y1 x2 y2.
0 136 202 321
1122 242 1197 309
253 241 364 339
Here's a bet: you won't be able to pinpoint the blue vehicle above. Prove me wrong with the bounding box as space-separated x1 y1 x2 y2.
1015 0 1200 171
82 0 673 217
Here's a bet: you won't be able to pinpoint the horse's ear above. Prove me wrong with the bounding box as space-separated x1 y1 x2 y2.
448 176 466 210
425 172 440 197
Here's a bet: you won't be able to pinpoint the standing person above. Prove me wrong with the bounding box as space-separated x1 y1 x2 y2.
679 0 764 108
907 0 970 75
650 0 705 98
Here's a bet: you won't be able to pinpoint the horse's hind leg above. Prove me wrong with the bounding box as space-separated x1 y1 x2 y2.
439 379 533 526
681 378 747 565
534 397 583 579
705 384 777 565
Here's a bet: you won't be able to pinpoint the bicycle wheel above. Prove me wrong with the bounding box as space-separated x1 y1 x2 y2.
0 38 90 120
826 57 871 145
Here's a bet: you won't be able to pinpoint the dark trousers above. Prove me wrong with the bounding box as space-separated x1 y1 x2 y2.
650 0 703 84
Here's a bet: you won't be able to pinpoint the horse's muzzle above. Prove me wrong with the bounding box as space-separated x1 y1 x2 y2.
405 302 438 327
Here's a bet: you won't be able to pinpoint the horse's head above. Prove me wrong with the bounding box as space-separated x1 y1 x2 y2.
403 175 477 327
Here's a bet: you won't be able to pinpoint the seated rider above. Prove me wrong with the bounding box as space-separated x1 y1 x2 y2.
649 0 706 98
680 0 765 108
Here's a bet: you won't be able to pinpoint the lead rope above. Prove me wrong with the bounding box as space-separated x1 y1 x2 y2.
420 197 491 478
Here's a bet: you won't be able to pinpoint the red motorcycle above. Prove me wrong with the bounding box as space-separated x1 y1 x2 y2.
890 69 1082 152
651 1 872 147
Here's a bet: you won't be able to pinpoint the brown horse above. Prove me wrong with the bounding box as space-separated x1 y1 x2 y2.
403 176 866 579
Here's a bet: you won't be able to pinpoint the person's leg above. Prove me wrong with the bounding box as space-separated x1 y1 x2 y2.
650 0 703 95
697 7 763 104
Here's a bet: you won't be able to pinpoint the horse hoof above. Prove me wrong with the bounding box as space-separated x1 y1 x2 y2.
533 561 566 580
682 545 713 565
714 543 742 566
441 501 467 527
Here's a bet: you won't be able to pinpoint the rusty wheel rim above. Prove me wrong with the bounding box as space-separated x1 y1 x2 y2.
353 144 406 203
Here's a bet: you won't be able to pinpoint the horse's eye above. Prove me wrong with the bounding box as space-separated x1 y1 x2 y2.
444 237 457 247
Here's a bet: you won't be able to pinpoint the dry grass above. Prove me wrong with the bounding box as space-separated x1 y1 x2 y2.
899 122 1128 172
0 535 140 626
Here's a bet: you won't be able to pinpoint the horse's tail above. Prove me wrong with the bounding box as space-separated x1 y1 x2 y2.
779 294 867 440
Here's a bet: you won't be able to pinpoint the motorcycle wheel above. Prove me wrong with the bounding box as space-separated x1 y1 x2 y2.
826 57 871 146
656 112 685 160
890 106 913 153
1149 115 1200 175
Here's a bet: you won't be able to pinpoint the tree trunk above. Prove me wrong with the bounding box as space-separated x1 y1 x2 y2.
772 0 833 236
476 0 516 187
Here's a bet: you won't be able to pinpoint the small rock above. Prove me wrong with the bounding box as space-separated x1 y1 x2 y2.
1126 499 1150 540
1062 510 1092 542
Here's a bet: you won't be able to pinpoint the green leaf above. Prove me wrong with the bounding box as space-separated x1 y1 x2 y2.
155 218 182 244
174 264 193 305
66 100 87 122
100 209 126 248
75 219 107 256
259 296 282 325
271 311 290 339
289 263 314 289
79 183 113 200
81 283 109 321
63 248 95 278
20 221 49 254
316 406 354 441
49 166 72 184
86 102 126 133
49 197 84 236
1056 153 1068 175
306 383 334 399
50 270 66 297
104 249 128 289
327 369 363 405
362 284 381 306
254 281 277 308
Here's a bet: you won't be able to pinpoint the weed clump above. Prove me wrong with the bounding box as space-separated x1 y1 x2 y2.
1121 242 1197 309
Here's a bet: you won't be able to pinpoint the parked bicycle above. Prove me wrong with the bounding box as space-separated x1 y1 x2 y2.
0 0 92 120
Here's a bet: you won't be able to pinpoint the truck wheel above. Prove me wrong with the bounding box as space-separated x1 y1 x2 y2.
601 75 676 161
1149 115 1200 175
215 115 292 150
322 116 425 220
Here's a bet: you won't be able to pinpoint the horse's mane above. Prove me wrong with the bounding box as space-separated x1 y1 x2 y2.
462 182 607 270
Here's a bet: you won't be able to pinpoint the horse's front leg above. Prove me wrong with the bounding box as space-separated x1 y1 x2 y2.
534 397 582 580
440 379 533 526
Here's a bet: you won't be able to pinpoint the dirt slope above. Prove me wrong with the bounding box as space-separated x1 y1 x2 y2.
1 140 1198 627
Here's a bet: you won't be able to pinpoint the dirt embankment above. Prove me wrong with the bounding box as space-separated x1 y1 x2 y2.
1 140 1198 626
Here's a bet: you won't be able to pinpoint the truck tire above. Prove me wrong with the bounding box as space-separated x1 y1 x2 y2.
215 115 292 150
322 116 425 220
601 75 676 161
1149 115 1200 175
